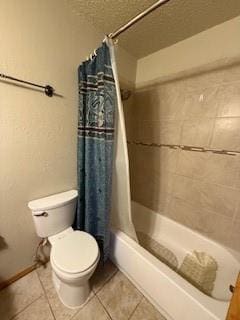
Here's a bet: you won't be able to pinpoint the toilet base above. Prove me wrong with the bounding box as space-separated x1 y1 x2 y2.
52 271 91 309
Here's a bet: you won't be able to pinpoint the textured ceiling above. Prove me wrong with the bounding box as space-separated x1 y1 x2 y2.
66 0 240 58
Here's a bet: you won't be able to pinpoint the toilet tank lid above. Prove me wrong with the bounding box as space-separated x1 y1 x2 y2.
28 190 78 211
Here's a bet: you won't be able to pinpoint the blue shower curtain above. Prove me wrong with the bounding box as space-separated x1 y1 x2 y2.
75 42 116 261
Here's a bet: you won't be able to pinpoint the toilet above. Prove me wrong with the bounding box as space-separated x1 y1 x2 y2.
28 190 100 308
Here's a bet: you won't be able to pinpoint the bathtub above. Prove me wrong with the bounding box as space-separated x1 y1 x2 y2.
110 201 240 320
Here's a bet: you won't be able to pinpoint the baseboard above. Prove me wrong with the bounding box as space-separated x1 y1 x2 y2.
0 264 37 291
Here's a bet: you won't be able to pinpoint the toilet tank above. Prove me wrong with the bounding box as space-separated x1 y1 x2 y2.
28 190 78 238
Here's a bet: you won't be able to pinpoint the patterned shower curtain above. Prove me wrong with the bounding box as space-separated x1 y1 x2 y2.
75 42 116 261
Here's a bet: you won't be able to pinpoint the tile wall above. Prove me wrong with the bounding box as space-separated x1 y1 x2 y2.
124 62 240 252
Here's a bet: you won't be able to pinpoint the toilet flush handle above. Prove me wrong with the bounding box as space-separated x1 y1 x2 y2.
33 211 48 217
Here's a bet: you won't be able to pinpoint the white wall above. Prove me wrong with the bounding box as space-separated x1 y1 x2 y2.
116 45 137 86
0 0 136 281
136 16 240 87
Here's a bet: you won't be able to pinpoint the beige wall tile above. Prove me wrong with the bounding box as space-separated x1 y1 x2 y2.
132 186 171 215
216 83 240 117
205 153 240 187
229 218 240 252
131 170 172 215
183 87 219 120
172 175 201 206
127 144 138 169
211 118 240 151
155 83 186 120
133 145 157 172
152 192 172 215
176 150 207 179
135 82 186 122
235 166 240 189
135 145 179 174
223 64 240 83
125 117 139 142
158 171 175 195
128 64 240 251
204 214 233 248
176 150 240 187
130 172 154 209
168 197 216 234
183 69 225 92
168 197 233 248
157 147 179 174
139 120 182 145
158 120 182 145
139 121 158 144
200 180 238 218
134 89 160 121
122 95 135 120
180 118 214 147
172 175 238 218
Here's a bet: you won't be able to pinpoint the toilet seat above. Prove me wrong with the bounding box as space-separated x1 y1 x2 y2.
51 231 99 275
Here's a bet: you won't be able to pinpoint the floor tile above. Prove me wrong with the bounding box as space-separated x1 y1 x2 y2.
97 271 142 320
37 263 78 320
13 295 54 320
0 271 44 320
72 296 110 320
36 263 54 291
43 285 79 320
130 298 166 320
91 259 117 293
37 262 94 320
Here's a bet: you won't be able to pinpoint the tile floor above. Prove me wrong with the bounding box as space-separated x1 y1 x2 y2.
0 261 166 320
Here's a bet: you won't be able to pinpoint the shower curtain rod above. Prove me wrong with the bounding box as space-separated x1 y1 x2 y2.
108 0 170 39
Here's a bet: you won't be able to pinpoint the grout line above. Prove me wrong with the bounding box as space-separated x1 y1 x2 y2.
93 268 118 295
93 268 121 319
127 296 144 320
172 171 240 192
208 118 217 149
35 266 57 320
96 268 144 320
170 192 236 221
131 147 240 192
10 295 44 320
95 293 114 320
231 197 240 225
70 293 95 320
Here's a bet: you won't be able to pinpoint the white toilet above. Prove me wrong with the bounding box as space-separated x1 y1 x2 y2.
28 190 100 308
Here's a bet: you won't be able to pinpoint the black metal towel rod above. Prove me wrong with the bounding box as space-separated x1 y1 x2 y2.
0 73 54 97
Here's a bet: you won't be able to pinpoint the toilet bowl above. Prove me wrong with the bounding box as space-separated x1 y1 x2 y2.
49 228 100 308
28 190 100 308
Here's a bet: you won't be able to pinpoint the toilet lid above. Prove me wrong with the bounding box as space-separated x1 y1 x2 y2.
51 231 99 274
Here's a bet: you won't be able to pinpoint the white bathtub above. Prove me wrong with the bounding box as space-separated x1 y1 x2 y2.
110 202 240 320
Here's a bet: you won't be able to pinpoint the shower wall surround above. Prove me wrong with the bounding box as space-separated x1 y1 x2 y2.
125 62 240 252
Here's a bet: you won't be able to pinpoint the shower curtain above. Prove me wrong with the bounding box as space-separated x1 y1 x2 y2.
75 38 137 261
76 41 116 260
